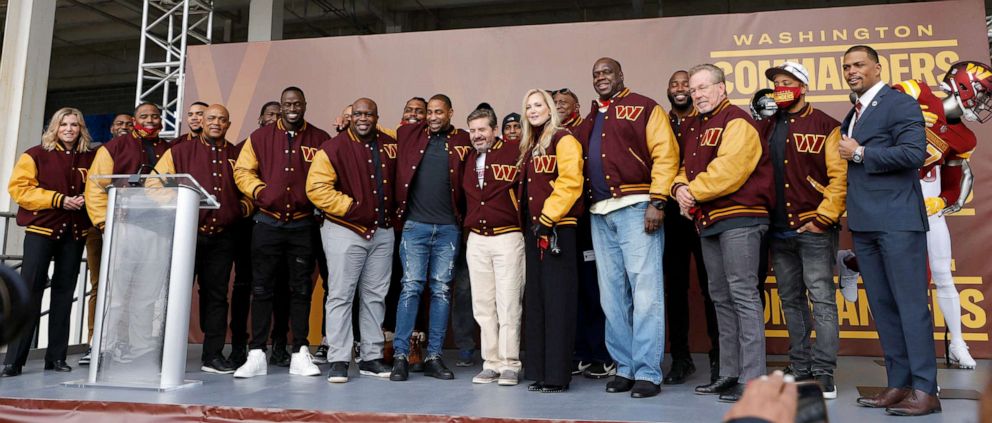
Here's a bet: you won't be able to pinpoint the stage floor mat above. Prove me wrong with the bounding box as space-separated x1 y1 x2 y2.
0 346 984 422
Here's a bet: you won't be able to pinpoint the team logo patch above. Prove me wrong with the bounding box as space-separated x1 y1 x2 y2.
76 168 89 181
615 105 645 121
699 128 723 147
228 159 237 171
453 145 471 161
532 155 557 173
490 164 519 182
382 143 398 159
300 146 318 162
793 134 826 154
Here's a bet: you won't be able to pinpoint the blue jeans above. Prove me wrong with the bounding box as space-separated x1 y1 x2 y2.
393 220 461 358
590 202 665 384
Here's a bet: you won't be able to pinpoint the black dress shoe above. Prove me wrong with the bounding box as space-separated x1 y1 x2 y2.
605 375 635 393
423 357 454 380
270 346 291 367
663 358 696 385
201 357 235 374
389 357 409 381
695 376 738 395
718 383 745 402
528 381 544 391
0 365 22 377
44 360 72 372
631 380 661 398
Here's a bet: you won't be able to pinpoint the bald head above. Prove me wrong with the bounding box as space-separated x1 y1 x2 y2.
203 104 231 140
351 97 379 139
593 57 625 100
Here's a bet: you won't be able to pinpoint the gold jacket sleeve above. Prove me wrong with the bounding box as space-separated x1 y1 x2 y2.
815 126 848 226
84 147 115 229
645 105 681 199
687 118 761 203
9 153 64 210
234 138 266 199
305 149 353 217
538 135 584 226
144 150 176 189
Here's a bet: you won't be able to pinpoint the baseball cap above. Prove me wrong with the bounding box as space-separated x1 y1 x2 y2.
765 62 810 85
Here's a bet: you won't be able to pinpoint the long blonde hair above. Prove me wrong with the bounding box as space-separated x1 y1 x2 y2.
517 89 563 167
41 107 92 153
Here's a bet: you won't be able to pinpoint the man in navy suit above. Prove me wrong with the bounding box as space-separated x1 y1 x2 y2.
839 45 940 417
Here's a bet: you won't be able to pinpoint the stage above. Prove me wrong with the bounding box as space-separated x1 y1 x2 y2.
0 347 984 422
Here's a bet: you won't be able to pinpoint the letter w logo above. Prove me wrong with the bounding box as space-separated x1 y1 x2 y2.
793 134 826 154
228 159 237 171
76 168 88 181
615 105 645 121
490 164 518 182
382 143 398 159
453 146 471 161
700 128 723 147
300 146 318 162
532 155 557 173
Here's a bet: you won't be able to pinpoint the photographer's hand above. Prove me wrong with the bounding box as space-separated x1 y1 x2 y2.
723 371 797 423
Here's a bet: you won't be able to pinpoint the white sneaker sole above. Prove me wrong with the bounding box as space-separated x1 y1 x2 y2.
497 379 518 386
326 375 349 383
359 370 391 378
822 388 837 400
201 366 235 375
472 377 498 384
290 368 322 376
233 369 266 378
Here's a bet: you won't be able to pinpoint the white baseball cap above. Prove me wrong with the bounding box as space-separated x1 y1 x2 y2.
765 62 810 86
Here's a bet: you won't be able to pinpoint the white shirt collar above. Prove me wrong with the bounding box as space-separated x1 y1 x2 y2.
857 81 885 110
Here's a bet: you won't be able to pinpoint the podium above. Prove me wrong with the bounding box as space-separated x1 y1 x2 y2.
65 174 219 391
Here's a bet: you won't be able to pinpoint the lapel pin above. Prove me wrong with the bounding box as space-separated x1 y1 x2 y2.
871 101 878 107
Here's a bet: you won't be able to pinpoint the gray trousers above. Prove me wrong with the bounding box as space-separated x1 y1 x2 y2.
321 222 394 363
700 224 767 382
770 230 839 374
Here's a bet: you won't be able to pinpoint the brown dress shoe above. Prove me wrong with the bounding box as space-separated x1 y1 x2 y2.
885 389 941 416
856 387 910 408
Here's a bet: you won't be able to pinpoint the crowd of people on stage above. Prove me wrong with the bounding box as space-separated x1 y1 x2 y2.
5 43 992 418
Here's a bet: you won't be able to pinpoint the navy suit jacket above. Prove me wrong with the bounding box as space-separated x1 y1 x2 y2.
841 84 928 232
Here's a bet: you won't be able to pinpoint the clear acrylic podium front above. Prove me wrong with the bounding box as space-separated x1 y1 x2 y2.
66 174 219 391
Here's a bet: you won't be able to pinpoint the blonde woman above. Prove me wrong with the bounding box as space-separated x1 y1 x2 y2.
2 108 95 377
518 89 584 393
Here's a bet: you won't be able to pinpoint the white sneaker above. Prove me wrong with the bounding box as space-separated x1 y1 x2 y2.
289 346 322 376
836 250 859 303
233 349 267 378
949 342 977 369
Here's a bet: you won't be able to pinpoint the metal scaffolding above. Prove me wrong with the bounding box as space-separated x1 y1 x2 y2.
136 0 213 139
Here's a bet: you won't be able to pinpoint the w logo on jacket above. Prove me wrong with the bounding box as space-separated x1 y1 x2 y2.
382 143 398 159
490 164 519 182
228 159 237 171
300 146 318 162
700 128 723 147
615 105 645 121
531 155 557 173
453 145 471 161
793 134 826 154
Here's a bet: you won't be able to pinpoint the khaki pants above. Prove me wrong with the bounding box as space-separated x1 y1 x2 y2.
85 227 102 342
466 232 525 372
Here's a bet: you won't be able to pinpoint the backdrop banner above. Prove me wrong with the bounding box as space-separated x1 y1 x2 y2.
184 0 991 358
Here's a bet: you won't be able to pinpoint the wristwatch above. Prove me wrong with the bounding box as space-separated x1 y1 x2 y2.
650 199 666 210
852 146 864 163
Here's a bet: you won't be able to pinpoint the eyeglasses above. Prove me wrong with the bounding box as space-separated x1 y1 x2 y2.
687 83 721 96
546 88 573 96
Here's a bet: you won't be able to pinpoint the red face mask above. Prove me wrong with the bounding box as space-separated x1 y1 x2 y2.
772 86 803 108
134 124 161 139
